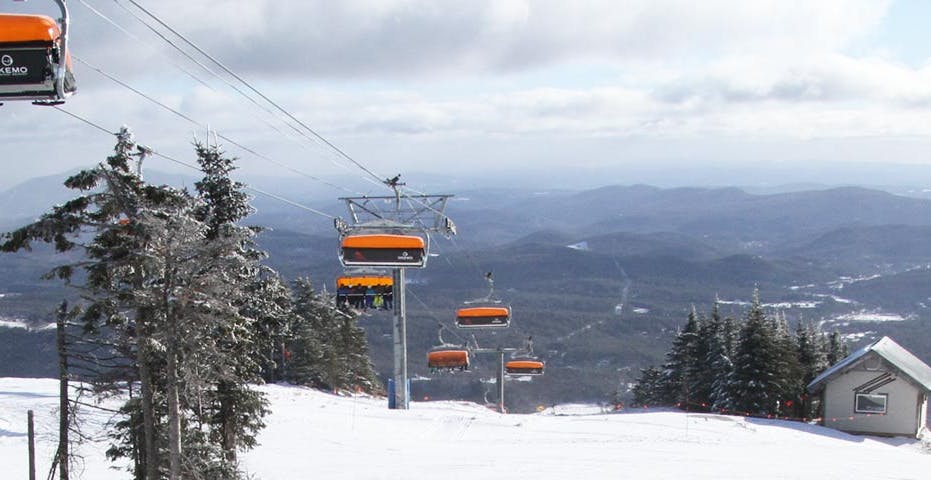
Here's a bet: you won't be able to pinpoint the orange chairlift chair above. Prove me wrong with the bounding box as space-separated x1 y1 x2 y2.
0 2 76 104
427 324 470 372
339 233 427 268
335 272 393 310
456 271 510 329
505 337 544 376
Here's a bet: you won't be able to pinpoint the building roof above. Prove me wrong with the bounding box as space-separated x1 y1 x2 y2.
807 336 931 393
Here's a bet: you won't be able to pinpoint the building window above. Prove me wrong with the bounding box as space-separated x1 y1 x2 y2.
855 393 887 414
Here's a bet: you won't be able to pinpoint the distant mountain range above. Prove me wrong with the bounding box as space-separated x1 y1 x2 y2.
3 172 931 409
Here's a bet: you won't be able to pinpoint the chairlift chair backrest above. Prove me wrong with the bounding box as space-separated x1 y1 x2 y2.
335 275 393 289
335 273 393 308
505 359 545 376
455 306 511 329
427 347 470 370
339 233 427 268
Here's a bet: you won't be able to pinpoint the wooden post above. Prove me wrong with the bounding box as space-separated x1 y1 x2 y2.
28 410 36 480
497 350 505 414
57 302 69 480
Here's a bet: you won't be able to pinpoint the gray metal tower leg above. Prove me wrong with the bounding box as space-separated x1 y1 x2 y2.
392 268 409 409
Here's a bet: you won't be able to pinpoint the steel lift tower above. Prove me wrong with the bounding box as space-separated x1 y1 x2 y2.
335 179 454 409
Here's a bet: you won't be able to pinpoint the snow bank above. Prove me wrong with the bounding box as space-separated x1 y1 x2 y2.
834 311 908 323
0 319 56 331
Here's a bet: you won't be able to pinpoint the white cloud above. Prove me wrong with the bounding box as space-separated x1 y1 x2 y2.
9 0 931 191
55 0 891 79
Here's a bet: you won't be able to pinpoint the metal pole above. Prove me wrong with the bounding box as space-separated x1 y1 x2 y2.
28 410 36 480
53 0 70 99
497 349 505 413
391 268 409 409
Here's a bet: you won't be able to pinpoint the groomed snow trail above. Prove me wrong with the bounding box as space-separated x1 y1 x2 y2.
2 379 929 479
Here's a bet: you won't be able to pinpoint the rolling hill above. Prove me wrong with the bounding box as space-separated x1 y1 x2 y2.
4 174 931 409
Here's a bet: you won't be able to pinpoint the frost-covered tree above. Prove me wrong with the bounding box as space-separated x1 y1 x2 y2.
288 278 380 393
631 366 664 407
702 302 736 411
770 312 803 416
730 290 783 415
690 306 723 411
241 267 294 383
191 141 276 468
334 305 381 393
1 128 169 480
656 309 703 406
1 131 273 480
795 321 828 417
288 278 333 389
630 296 837 418
825 330 849 366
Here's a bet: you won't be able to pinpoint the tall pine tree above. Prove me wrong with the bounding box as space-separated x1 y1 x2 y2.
657 309 703 407
730 290 783 415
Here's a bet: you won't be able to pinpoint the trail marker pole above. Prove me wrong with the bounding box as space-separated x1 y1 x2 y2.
28 410 36 480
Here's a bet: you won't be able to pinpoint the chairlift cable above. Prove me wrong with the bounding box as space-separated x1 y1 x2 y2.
52 106 114 136
98 0 363 183
152 151 337 219
121 0 388 188
115 0 325 151
50 106 337 219
89 0 443 203
405 285 469 345
77 0 213 90
447 235 494 288
109 0 221 83
404 284 447 328
105 0 372 188
73 55 359 195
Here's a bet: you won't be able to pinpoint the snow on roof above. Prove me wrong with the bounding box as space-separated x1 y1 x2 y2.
807 336 931 393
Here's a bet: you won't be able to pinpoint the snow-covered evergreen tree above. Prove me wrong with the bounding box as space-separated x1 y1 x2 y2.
191 140 275 470
825 330 848 366
795 320 828 418
288 278 381 393
1 131 274 480
631 366 664 407
690 306 720 411
770 312 803 417
657 309 703 406
288 278 337 389
730 290 783 415
702 302 733 411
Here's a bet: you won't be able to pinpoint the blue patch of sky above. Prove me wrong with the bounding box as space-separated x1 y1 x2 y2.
849 0 930 67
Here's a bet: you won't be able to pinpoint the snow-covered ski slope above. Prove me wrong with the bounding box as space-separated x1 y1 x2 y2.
2 378 929 479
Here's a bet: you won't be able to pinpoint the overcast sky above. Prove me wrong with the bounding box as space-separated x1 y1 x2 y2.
3 0 931 192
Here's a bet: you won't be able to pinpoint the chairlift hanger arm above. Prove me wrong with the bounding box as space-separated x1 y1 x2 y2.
52 0 69 101
436 322 468 347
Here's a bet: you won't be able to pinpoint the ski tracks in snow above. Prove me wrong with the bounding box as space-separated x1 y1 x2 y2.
427 414 476 441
